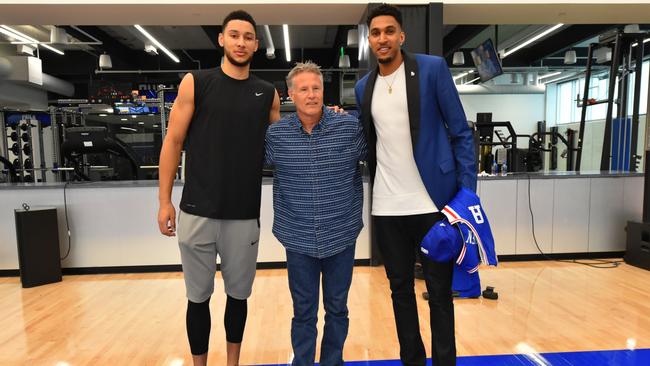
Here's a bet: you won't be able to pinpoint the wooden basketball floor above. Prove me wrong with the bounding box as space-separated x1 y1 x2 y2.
1 260 649 365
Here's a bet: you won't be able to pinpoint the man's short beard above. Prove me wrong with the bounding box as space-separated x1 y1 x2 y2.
377 56 394 64
225 51 252 67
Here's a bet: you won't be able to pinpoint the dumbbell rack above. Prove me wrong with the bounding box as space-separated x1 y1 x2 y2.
3 116 36 183
1 111 62 183
0 111 9 183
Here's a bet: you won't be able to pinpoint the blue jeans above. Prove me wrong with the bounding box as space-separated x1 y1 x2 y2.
285 244 356 366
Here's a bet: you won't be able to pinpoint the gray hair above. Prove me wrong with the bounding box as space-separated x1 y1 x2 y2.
286 61 323 90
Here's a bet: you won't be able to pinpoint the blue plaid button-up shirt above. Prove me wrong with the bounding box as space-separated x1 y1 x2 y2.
265 107 367 258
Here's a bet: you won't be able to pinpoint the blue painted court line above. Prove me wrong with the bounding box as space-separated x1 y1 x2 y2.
454 349 650 366
256 348 650 366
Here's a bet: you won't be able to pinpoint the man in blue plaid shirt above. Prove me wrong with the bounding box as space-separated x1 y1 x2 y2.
265 61 367 366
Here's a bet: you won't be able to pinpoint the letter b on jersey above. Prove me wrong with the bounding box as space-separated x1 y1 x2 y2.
468 205 484 224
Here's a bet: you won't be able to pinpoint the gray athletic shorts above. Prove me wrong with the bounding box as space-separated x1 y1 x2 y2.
177 210 260 303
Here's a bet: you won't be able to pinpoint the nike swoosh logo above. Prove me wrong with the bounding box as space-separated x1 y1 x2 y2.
250 240 259 246
255 92 264 96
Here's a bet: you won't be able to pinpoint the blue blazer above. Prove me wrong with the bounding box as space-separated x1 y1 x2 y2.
355 51 477 209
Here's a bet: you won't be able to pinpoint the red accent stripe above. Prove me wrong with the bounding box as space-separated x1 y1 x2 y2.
443 206 460 222
456 243 466 264
457 219 489 265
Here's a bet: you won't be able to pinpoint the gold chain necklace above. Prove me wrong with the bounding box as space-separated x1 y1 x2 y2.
379 70 399 94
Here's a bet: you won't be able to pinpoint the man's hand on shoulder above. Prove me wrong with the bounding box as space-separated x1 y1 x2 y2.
326 105 347 114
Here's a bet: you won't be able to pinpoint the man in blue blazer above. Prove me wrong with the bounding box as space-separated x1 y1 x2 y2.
354 4 476 366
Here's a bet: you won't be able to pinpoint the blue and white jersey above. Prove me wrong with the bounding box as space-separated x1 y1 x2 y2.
441 188 498 269
420 220 463 263
452 265 481 298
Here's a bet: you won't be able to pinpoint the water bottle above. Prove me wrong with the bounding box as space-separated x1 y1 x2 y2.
501 161 508 176
492 160 498 175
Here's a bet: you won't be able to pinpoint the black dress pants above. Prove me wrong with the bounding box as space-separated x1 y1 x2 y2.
373 212 456 366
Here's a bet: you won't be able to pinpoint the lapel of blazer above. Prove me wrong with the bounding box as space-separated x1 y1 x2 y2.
402 51 421 150
361 68 378 144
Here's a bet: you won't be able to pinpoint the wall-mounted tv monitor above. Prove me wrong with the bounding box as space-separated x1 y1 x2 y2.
470 39 503 83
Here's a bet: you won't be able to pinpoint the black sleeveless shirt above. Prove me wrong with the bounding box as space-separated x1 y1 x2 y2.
180 68 274 219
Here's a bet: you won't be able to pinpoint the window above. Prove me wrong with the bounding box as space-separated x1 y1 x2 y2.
556 80 575 124
627 60 649 115
555 60 648 125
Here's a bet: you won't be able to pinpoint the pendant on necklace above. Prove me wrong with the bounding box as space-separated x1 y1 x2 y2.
388 86 392 94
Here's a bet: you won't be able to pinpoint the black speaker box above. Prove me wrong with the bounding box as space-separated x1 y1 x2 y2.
14 207 62 287
625 221 650 271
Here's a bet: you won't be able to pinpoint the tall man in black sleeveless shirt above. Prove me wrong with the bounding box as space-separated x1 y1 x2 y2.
157 10 280 366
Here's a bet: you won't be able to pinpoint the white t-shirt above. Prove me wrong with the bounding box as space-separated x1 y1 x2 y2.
370 62 438 216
